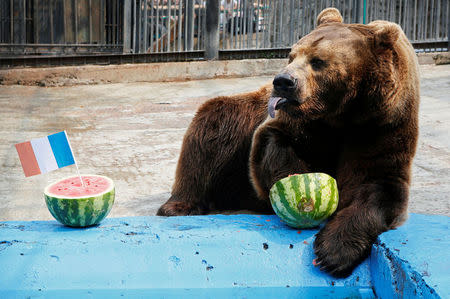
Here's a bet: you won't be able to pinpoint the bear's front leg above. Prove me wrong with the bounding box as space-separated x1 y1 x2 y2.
249 122 309 200
314 181 409 277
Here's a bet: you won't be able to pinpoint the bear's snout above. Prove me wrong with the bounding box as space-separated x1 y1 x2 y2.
273 73 297 92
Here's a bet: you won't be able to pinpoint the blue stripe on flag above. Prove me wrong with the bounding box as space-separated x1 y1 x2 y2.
47 131 75 168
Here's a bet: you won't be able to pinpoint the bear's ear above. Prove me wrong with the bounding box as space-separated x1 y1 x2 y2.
369 21 400 49
316 8 343 26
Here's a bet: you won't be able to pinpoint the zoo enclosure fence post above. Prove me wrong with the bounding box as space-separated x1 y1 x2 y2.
123 0 132 53
205 0 220 60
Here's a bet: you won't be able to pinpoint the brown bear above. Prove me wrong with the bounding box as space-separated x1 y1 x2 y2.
157 7 419 278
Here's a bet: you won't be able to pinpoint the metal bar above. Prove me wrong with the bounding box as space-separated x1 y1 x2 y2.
23 0 27 43
123 0 131 53
75 0 78 44
435 0 440 40
143 0 148 52
447 0 450 49
413 0 417 41
33 0 38 44
265 0 270 48
167 0 171 52
156 0 160 52
112 0 116 45
289 0 294 45
242 0 247 48
116 0 119 45
62 0 66 44
424 0 429 40
50 0 54 43
196 0 201 51
187 0 193 51
221 1 225 50
137 0 141 52
10 0 13 43
417 0 422 40
271 0 276 48
184 0 187 51
248 0 253 48
241 0 245 49
278 0 283 47
150 0 154 52
202 1 206 50
178 0 182 51
88 0 92 43
132 0 136 51
255 0 260 48
100 0 104 44
239 0 243 49
235 0 239 49
205 0 219 59
429 0 434 40
402 0 407 38
231 0 235 49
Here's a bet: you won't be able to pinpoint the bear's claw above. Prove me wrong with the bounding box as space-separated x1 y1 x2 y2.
313 225 372 278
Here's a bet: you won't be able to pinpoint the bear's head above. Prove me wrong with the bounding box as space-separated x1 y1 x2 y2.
268 8 413 124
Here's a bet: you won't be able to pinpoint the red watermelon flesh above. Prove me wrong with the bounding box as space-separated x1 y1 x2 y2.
48 175 111 197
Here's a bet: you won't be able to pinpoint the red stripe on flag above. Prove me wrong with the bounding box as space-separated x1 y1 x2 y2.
15 141 41 177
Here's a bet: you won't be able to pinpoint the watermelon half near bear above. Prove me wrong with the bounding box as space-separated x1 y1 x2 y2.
269 173 339 228
44 175 115 227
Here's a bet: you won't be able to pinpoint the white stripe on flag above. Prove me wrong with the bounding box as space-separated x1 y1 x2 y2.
30 137 58 174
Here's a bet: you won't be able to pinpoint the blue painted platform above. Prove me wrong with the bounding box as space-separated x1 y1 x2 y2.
0 213 448 298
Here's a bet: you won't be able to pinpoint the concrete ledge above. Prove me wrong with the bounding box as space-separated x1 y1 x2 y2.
0 53 443 87
0 213 448 298
0 59 286 87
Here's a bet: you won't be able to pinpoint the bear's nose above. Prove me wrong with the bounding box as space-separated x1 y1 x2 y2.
273 73 296 92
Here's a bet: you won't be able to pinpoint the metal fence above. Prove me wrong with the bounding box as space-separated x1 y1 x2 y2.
0 0 448 62
130 0 206 53
0 0 123 56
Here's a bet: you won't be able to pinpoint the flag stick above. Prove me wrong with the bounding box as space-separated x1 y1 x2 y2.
64 130 85 188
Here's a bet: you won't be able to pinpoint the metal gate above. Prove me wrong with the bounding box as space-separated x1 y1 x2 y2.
0 0 123 56
0 0 448 63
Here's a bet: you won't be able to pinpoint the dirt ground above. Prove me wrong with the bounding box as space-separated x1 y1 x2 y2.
0 64 449 221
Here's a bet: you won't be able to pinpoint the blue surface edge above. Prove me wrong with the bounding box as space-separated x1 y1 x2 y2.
0 213 448 298
370 213 449 299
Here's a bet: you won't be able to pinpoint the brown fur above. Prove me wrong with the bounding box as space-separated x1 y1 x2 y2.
157 8 419 278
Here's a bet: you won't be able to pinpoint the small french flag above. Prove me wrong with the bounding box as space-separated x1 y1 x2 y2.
15 131 75 177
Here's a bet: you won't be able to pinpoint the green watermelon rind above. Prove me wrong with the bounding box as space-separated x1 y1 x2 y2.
44 175 115 227
269 173 338 228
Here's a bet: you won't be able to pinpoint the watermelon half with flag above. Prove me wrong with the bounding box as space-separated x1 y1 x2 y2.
15 131 115 227
44 175 115 227
269 173 339 228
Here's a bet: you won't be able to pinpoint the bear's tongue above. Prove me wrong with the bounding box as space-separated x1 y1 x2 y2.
268 97 286 118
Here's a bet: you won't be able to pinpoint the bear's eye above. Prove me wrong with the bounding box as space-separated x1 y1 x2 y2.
310 58 326 70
